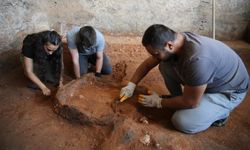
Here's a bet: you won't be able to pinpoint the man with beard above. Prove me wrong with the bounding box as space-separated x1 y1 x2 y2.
119 24 249 134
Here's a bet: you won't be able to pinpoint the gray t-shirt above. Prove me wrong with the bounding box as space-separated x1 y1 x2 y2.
66 26 105 55
169 32 249 93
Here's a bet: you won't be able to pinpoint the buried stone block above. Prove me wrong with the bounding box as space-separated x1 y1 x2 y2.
54 74 120 126
54 67 150 126
53 74 182 149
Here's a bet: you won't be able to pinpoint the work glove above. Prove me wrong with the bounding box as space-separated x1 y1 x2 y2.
119 82 136 102
138 91 162 108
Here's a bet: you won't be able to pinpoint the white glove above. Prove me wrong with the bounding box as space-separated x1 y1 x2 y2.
138 91 162 108
119 82 136 102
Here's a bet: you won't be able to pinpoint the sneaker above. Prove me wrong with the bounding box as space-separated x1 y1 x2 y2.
211 117 229 127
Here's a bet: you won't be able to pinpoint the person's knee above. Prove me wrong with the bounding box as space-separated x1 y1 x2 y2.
171 112 205 134
101 65 112 75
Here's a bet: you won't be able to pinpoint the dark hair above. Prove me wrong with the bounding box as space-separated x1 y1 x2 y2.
142 24 176 49
42 30 61 45
78 26 96 48
34 30 62 83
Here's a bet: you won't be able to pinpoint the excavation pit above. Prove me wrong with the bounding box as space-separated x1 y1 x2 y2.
54 74 123 126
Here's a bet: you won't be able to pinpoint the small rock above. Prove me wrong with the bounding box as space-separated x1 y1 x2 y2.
122 129 134 144
79 95 84 99
140 133 150 146
139 117 149 124
155 143 162 149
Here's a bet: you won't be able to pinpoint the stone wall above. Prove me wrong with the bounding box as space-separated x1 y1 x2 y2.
0 0 249 52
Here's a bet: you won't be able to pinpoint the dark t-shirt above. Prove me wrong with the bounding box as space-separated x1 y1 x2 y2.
170 32 249 93
21 33 60 61
21 33 38 59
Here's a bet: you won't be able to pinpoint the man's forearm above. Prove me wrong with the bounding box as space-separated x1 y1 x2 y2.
161 96 196 109
60 56 64 82
27 71 47 90
130 56 160 85
73 63 80 78
69 49 80 78
60 68 64 83
96 57 103 73
130 63 151 85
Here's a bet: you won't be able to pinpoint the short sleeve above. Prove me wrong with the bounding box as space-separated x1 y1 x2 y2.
21 35 35 59
183 58 216 86
95 29 105 52
67 27 79 49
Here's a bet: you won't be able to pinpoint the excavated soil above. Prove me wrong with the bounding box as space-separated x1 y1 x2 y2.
0 37 250 150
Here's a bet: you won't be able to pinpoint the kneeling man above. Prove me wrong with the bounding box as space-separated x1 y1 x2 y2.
66 26 112 78
119 24 249 134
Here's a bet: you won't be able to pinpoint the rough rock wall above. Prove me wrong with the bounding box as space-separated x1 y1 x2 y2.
0 0 249 52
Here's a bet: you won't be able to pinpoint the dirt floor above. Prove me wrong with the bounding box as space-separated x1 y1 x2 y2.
0 36 250 150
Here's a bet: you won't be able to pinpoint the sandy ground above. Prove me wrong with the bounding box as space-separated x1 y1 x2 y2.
0 36 250 150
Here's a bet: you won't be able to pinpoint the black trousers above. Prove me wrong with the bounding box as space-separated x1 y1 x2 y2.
79 53 112 76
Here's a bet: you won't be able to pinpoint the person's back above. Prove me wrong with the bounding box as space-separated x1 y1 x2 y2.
175 32 249 93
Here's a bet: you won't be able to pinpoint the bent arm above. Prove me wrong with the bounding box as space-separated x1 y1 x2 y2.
59 51 64 86
161 84 207 109
96 51 103 73
130 56 160 84
23 56 47 90
69 48 80 78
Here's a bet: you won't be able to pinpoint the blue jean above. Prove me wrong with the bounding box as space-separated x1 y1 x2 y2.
79 53 112 76
159 60 247 134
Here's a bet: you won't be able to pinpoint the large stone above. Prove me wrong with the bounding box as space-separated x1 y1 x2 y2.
53 67 153 126
54 74 121 126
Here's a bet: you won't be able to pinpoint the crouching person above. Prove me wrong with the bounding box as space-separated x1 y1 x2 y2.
21 30 64 96
119 24 249 134
66 26 112 78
